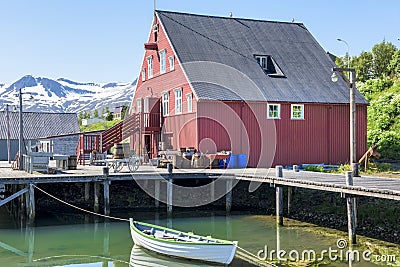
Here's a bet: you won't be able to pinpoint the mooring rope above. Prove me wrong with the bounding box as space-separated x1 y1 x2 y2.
34 185 129 222
236 246 276 267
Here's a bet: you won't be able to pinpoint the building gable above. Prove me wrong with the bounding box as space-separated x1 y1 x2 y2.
131 13 196 115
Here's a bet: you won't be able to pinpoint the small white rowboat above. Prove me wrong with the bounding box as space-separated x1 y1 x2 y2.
129 219 238 265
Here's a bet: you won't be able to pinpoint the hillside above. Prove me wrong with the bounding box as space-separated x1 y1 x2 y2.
358 79 400 159
80 120 121 132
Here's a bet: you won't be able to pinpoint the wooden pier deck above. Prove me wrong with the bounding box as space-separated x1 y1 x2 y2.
1 162 399 200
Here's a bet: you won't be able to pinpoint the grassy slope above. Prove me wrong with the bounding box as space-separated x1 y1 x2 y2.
80 120 121 132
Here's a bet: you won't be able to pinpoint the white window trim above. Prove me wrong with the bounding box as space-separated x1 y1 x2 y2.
174 88 182 115
186 93 193 113
256 55 267 70
169 56 175 71
147 56 153 78
141 68 146 81
162 92 169 116
267 104 281 119
291 104 304 120
144 97 150 113
159 49 166 74
137 98 142 113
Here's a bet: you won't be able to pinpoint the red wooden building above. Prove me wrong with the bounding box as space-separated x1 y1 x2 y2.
130 10 368 167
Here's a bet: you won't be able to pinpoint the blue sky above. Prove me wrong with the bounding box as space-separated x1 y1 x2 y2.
0 0 399 84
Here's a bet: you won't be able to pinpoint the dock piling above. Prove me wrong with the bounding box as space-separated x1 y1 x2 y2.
210 178 215 201
293 165 300 172
287 187 292 215
94 182 100 213
103 168 110 216
345 171 357 244
167 178 173 216
85 183 90 201
226 179 233 214
27 183 35 224
154 180 160 208
276 166 283 226
103 180 110 216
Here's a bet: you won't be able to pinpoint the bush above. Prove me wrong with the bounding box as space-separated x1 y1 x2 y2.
365 79 400 159
337 164 351 173
304 165 325 172
375 163 393 172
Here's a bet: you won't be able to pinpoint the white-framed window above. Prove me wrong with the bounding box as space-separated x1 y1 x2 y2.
255 55 285 77
159 49 166 74
256 55 267 70
147 56 153 78
162 92 169 116
141 68 146 81
291 104 304 120
186 93 193 113
169 56 175 71
267 104 280 119
174 88 182 114
137 99 142 113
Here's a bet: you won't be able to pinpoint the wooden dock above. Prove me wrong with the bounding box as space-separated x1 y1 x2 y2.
1 161 399 245
1 162 399 198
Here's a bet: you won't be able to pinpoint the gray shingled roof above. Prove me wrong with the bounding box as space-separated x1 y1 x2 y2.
156 10 368 104
0 112 80 139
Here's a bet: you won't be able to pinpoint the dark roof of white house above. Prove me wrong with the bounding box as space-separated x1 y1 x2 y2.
156 10 368 104
0 112 80 140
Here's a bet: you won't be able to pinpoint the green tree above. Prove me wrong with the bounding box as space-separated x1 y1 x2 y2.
388 50 400 78
77 112 84 125
78 111 84 120
93 109 99 118
83 111 90 119
121 104 129 119
372 41 397 78
350 51 373 82
104 106 113 121
335 53 350 69
105 112 114 121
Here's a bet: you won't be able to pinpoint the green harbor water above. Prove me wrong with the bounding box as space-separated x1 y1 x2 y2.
0 211 397 267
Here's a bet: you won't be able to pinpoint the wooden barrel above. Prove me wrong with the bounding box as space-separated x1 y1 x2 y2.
114 143 124 159
68 156 77 170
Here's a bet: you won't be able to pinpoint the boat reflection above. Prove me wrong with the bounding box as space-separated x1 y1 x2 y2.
129 246 267 267
129 245 219 267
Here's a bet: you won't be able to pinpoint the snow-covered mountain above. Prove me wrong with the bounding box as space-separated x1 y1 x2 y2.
0 75 136 113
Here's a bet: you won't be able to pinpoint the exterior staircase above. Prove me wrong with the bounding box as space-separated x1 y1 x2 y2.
100 113 141 152
76 113 160 165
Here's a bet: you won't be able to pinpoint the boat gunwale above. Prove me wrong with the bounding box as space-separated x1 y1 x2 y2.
130 219 237 246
